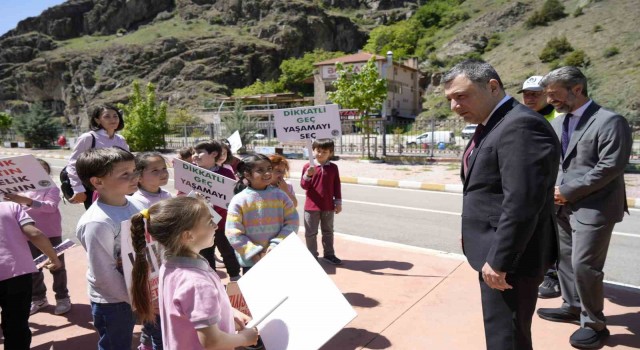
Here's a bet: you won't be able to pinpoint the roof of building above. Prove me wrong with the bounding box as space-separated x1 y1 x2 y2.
313 51 418 71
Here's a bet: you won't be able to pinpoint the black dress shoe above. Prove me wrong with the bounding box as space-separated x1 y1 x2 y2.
569 327 609 349
537 307 580 324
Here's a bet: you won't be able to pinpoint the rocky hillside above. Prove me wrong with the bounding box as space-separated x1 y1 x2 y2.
0 0 419 124
1 0 639 126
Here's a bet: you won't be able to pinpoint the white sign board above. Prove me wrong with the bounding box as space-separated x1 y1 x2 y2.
239 235 357 350
321 63 368 80
227 130 243 153
121 220 162 304
0 155 55 195
172 158 237 209
273 105 342 142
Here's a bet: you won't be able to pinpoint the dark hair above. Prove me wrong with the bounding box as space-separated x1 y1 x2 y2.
539 66 589 97
90 104 124 131
312 138 335 153
135 152 165 175
234 154 271 194
220 139 233 165
177 146 194 160
130 197 212 323
194 140 223 162
442 59 504 90
36 158 51 175
76 147 135 190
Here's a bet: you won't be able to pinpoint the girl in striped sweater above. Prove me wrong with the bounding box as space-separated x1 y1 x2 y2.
226 154 299 273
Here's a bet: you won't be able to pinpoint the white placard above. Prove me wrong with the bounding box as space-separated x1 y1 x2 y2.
121 220 162 303
273 105 342 142
0 155 55 195
227 130 242 153
239 235 357 350
172 158 237 209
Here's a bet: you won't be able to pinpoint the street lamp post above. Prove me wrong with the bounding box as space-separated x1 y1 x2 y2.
381 51 393 157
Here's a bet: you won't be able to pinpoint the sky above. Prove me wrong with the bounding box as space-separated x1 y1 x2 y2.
0 0 67 36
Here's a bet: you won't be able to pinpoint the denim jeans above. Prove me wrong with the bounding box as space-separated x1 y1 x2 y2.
29 236 69 301
140 314 163 349
0 274 32 350
91 301 136 350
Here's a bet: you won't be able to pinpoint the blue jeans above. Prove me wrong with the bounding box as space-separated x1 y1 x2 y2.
91 301 136 350
140 314 163 349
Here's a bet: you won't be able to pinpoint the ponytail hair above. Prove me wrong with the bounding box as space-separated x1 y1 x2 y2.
234 153 271 194
129 197 211 323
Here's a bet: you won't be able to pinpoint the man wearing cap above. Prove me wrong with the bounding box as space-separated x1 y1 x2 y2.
519 75 557 122
519 75 561 300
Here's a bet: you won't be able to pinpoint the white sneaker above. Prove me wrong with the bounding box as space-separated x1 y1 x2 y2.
54 298 72 315
30 298 49 315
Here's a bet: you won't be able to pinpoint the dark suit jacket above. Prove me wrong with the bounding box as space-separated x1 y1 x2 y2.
550 102 632 225
461 98 560 276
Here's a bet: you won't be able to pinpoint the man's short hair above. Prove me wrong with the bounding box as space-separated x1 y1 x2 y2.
540 66 589 97
76 147 135 190
443 59 504 89
312 139 335 152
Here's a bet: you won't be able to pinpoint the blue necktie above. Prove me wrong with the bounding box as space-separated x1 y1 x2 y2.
561 113 572 157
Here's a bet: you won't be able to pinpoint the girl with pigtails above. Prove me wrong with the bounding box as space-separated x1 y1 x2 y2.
226 154 299 274
129 196 259 350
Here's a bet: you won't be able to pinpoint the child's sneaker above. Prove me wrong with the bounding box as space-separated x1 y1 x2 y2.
322 255 343 265
30 298 49 315
54 298 72 315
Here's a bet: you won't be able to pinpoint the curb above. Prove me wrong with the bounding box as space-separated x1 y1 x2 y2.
3 150 640 209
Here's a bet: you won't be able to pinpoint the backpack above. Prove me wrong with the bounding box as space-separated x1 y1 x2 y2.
60 134 96 200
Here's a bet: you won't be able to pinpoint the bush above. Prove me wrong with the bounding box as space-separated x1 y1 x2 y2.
603 47 620 58
118 81 169 151
484 33 502 52
0 112 12 140
573 6 584 17
539 36 573 62
14 103 60 148
525 0 566 28
563 50 590 67
168 109 202 129
593 24 603 33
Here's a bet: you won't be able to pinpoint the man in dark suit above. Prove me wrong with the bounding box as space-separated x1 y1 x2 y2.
444 60 560 350
537 66 632 349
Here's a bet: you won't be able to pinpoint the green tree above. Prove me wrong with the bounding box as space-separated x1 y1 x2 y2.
222 100 258 154
363 20 422 60
278 49 345 94
14 103 60 148
525 0 566 28
118 81 168 151
327 57 387 158
168 109 202 130
232 79 285 97
0 112 12 140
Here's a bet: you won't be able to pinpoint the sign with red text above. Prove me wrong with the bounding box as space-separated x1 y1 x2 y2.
273 104 341 142
172 158 237 209
121 220 162 304
0 155 54 195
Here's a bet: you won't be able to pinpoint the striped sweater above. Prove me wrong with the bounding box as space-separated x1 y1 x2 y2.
226 186 299 267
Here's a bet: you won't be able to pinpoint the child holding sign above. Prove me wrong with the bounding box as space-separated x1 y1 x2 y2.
226 154 299 272
192 140 241 281
129 197 259 349
3 158 71 316
0 201 63 349
300 139 343 265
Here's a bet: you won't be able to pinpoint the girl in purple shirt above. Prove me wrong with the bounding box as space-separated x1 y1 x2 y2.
129 197 258 350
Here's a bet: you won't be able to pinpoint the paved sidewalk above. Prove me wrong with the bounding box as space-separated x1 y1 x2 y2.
1 147 639 208
8 232 640 349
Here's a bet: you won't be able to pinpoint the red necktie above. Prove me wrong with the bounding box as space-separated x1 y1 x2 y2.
463 124 485 176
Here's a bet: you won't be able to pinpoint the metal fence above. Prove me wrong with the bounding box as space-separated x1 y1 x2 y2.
3 119 640 161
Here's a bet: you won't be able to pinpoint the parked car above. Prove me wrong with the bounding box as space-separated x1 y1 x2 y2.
406 131 455 146
461 124 478 140
250 132 266 140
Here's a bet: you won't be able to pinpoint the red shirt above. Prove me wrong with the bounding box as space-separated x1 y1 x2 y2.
300 162 342 211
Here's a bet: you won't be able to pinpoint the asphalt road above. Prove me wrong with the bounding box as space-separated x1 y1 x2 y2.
43 157 640 287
